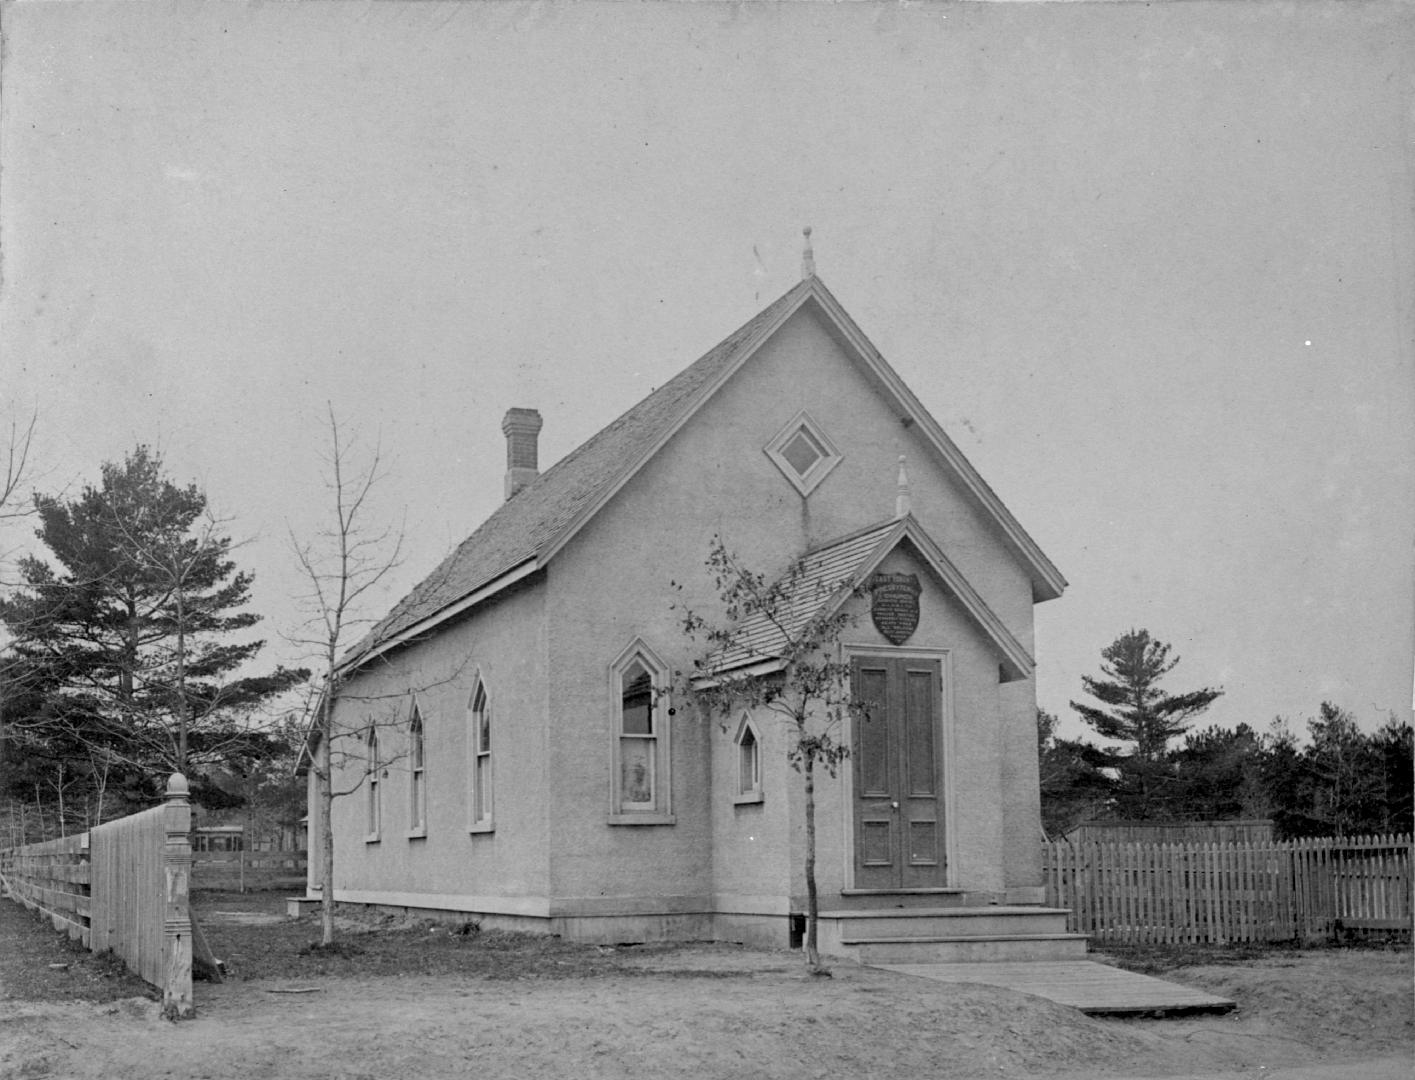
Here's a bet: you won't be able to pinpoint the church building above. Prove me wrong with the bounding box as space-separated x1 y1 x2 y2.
307 237 1080 961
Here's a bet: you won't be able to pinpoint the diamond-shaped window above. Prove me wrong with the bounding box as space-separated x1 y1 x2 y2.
781 428 825 476
765 411 842 497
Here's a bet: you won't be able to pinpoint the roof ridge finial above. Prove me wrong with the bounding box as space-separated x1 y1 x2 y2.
801 225 815 280
895 454 911 518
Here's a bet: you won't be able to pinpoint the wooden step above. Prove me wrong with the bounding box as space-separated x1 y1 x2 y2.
823 907 1071 941
851 933 1089 964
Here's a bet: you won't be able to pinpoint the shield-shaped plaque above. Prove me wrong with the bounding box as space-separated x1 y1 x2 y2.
869 572 921 645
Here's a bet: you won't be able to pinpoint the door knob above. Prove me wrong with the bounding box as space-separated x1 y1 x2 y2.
891 801 899 809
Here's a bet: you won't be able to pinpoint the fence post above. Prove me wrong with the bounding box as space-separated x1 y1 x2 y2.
162 774 195 1020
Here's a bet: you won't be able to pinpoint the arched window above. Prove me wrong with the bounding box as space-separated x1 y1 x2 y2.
408 705 427 836
734 714 763 804
609 640 672 821
366 726 382 841
468 677 493 832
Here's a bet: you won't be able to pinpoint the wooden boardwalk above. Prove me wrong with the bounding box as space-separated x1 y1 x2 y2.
872 959 1235 1016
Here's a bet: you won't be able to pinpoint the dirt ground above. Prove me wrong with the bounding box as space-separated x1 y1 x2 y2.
1 892 1410 1080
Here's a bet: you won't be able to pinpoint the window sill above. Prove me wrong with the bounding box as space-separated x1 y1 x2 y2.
468 821 495 835
732 792 764 806
607 813 676 826
364 833 381 844
406 827 427 840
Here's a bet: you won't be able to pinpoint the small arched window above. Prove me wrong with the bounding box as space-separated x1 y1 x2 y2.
408 705 427 836
468 677 493 832
366 726 382 841
734 714 763 804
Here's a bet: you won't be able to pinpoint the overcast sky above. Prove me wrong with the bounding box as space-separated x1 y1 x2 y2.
2 0 1411 744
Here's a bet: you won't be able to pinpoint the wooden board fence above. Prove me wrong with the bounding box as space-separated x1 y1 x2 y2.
1 774 195 1018
1043 834 1413 945
1064 820 1274 844
0 831 91 943
192 850 308 892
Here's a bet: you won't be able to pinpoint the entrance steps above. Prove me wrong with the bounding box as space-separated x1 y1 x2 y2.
816 906 1088 964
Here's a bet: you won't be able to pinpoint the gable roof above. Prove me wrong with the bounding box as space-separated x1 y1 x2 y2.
341 274 1064 673
707 514 1035 683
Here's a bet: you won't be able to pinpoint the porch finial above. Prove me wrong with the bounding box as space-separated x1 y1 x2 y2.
895 455 911 518
801 226 815 279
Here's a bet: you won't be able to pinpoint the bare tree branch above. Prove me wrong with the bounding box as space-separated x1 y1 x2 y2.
288 404 408 946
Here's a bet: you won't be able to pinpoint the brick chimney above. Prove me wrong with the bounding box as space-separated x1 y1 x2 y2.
501 407 543 500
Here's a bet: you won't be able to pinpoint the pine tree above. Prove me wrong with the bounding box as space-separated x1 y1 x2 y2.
1070 629 1222 819
1171 722 1267 820
0 446 304 809
1304 702 1383 836
1036 707 1113 837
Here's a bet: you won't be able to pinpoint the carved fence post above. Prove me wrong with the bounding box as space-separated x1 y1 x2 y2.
162 773 195 1019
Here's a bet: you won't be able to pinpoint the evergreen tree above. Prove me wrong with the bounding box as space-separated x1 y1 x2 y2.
1372 715 1414 834
0 446 305 808
1171 722 1266 820
1303 702 1383 836
1036 707 1113 837
1260 716 1326 838
1070 628 1222 819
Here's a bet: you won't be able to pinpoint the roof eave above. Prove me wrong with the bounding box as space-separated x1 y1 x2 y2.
336 557 542 678
890 515 1036 681
813 514 1036 681
690 656 789 689
533 280 819 568
804 282 1068 604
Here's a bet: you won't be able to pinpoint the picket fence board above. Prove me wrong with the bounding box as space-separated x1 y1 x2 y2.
1043 834 1413 944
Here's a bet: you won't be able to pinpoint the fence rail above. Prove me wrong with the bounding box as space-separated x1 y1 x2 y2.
192 850 308 892
0 774 195 1018
0 832 91 942
1043 834 1413 945
1062 819 1274 844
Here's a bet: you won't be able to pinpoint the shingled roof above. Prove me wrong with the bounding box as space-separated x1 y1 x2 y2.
341 272 1065 673
340 278 817 669
706 514 1035 682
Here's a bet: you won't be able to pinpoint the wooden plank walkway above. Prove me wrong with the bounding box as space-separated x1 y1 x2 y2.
872 959 1235 1016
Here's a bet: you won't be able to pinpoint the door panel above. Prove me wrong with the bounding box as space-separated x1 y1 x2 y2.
906 669 936 796
852 656 946 889
856 665 891 798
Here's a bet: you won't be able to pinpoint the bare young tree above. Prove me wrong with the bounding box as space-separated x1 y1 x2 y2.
289 406 406 947
672 537 865 975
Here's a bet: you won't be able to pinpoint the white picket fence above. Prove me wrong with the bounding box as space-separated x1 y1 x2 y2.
1043 833 1413 944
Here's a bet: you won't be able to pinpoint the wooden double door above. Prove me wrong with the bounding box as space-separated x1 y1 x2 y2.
851 655 947 890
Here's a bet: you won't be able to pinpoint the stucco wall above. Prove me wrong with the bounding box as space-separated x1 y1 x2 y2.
540 302 1043 916
708 705 794 918
326 579 550 913
321 299 1049 924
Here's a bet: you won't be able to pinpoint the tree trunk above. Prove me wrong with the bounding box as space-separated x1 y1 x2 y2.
56 763 66 836
319 718 335 946
803 755 825 973
175 586 189 773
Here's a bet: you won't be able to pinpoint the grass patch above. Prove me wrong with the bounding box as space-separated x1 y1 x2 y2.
192 890 719 983
1100 936 1410 975
0 896 156 1004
